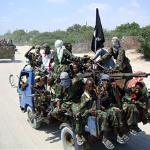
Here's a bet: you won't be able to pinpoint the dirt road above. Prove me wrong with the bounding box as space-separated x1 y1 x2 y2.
0 46 150 150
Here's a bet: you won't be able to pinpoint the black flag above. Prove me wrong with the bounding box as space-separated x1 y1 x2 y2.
91 8 105 53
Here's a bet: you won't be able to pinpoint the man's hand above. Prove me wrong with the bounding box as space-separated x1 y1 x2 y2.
75 112 80 117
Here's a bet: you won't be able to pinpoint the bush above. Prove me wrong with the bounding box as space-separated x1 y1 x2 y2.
138 26 150 58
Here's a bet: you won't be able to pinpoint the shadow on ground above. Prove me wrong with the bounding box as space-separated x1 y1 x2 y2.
35 120 150 150
39 120 61 144
90 131 150 150
0 59 22 63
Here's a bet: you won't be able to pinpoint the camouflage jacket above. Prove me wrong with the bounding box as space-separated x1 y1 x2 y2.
25 52 42 67
52 49 83 73
97 85 124 109
122 91 148 109
53 77 83 103
79 90 97 117
115 49 132 73
53 84 75 104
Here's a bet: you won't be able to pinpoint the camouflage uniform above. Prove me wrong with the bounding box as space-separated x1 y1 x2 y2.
74 90 97 135
54 75 83 111
97 86 124 131
74 90 108 137
115 49 132 73
25 47 42 68
121 95 139 127
71 74 84 102
50 83 75 121
52 49 83 75
32 76 50 116
123 88 148 125
64 42 72 53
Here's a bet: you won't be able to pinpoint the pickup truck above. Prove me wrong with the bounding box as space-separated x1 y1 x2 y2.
0 45 16 61
9 65 150 150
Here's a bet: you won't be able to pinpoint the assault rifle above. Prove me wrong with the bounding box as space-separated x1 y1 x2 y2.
108 72 150 79
78 70 150 80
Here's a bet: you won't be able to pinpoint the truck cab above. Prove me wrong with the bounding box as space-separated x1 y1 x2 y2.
17 67 35 112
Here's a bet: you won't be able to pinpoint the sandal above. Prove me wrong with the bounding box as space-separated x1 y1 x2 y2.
130 129 138 136
76 135 84 146
102 137 115 149
122 134 129 142
117 135 125 144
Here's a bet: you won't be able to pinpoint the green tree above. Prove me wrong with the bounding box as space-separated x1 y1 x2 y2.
67 24 82 32
27 30 40 42
11 30 28 44
114 22 140 37
138 25 150 58
3 30 12 39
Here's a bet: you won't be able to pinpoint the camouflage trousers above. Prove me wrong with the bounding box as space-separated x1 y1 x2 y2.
107 107 124 129
34 96 50 114
97 110 109 132
74 110 108 135
34 96 42 108
51 101 72 121
136 105 148 124
53 64 70 76
122 102 139 126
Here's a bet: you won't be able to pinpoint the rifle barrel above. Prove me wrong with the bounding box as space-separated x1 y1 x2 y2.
109 73 150 78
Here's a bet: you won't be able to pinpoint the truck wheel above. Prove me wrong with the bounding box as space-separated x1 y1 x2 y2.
27 106 41 129
61 126 85 150
61 126 75 150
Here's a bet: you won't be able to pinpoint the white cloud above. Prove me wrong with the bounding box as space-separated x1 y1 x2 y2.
47 0 67 3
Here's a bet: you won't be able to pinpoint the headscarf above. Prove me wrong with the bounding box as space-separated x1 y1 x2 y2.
127 71 144 88
60 72 71 89
111 37 121 53
55 40 65 64
98 73 110 86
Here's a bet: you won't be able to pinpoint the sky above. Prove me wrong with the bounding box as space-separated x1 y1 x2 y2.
0 0 149 34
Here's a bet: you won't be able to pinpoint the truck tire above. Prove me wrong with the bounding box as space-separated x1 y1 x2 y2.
61 126 85 150
27 106 41 129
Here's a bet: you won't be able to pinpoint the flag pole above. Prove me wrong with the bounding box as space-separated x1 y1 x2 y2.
91 8 105 53
95 38 97 53
94 8 98 54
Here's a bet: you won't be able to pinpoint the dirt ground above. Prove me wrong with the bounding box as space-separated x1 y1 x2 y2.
0 46 150 150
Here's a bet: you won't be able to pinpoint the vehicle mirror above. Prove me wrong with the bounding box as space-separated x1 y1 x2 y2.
9 74 18 88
